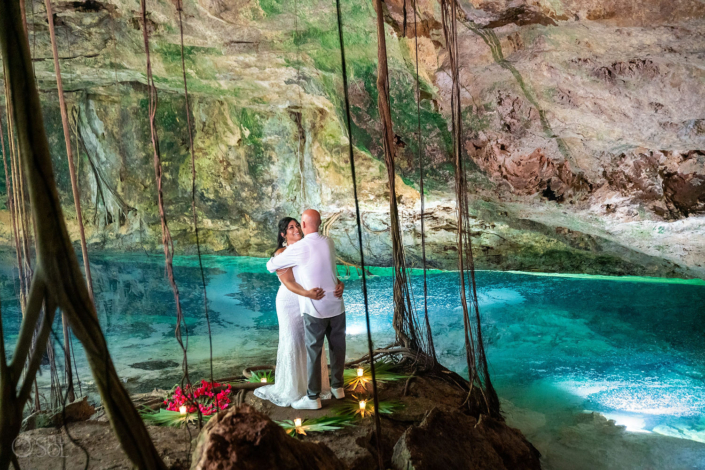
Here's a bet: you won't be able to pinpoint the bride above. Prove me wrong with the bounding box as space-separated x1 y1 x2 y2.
254 217 340 406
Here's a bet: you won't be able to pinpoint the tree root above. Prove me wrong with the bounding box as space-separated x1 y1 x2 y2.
0 3 167 467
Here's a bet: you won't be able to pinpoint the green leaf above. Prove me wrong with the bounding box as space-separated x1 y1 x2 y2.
275 415 354 437
248 369 275 384
139 407 213 428
344 360 408 387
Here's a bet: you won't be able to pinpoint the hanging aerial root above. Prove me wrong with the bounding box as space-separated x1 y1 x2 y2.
371 0 431 362
439 0 500 419
0 1 167 467
141 0 200 428
336 1 384 467
175 0 215 392
44 0 92 403
0 103 27 313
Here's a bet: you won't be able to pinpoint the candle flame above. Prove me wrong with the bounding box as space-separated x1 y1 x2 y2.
357 368 364 377
294 418 302 427
179 405 187 415
359 400 366 410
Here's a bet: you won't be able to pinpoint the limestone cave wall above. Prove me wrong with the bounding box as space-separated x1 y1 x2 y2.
0 0 703 277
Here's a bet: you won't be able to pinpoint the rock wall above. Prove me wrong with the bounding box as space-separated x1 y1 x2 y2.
0 0 703 277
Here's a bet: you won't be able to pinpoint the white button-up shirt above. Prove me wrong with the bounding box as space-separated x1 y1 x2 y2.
266 232 345 319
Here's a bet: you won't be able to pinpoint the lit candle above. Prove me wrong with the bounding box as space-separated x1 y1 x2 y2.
359 400 366 410
294 418 302 428
357 368 364 377
179 405 187 415
261 377 267 383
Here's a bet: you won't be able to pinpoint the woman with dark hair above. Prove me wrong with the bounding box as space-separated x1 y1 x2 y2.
254 217 333 406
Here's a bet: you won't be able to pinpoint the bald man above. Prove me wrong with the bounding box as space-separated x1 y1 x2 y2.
266 209 346 410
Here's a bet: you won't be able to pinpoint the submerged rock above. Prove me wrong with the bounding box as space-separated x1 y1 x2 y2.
129 359 180 371
391 408 541 470
191 404 346 470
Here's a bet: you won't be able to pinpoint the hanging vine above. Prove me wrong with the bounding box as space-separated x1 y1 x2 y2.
0 0 168 466
175 0 215 389
439 0 500 418
140 0 196 423
335 1 384 467
0 105 26 313
44 0 94 403
293 0 307 210
3 68 43 412
371 0 429 359
410 0 437 366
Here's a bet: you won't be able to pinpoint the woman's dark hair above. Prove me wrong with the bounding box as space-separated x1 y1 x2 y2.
273 217 299 256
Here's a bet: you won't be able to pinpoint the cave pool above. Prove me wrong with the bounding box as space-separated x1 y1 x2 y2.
1 253 704 469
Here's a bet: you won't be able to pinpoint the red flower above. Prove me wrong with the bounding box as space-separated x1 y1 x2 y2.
164 380 232 416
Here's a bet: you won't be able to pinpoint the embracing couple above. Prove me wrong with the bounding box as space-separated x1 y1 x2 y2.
254 209 346 410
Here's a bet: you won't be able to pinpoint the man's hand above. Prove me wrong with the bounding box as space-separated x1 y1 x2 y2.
334 281 344 298
306 287 325 300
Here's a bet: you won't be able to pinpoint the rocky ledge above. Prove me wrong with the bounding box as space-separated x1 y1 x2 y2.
192 372 540 470
14 372 541 469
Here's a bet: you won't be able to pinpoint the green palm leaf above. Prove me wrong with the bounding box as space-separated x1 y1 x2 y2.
248 369 275 384
344 360 407 389
139 407 213 427
276 415 353 437
333 395 402 419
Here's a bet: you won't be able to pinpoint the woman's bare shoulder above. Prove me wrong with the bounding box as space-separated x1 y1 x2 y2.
274 247 286 256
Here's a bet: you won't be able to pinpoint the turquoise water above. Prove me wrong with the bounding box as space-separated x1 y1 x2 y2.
1 253 704 469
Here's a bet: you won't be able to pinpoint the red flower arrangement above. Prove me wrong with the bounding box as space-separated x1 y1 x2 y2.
163 380 232 416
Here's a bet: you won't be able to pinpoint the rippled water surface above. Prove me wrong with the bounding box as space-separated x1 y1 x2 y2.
2 254 704 469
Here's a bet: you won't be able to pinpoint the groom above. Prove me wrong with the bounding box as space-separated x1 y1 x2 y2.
266 209 346 410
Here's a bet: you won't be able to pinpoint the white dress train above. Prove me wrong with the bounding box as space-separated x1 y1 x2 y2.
254 282 331 407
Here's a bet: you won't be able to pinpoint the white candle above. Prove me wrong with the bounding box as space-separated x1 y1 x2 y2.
294 418 302 428
261 377 267 383
357 368 364 377
359 400 366 410
179 405 187 415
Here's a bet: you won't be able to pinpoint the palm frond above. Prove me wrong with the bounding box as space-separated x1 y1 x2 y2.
344 361 407 390
333 394 402 419
248 369 275 384
139 407 212 427
276 415 353 437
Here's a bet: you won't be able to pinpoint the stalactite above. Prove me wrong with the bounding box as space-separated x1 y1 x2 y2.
71 106 135 222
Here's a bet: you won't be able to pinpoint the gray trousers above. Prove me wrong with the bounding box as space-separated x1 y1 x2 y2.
303 312 346 399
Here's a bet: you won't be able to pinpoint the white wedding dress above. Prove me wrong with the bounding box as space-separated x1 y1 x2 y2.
254 281 331 407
